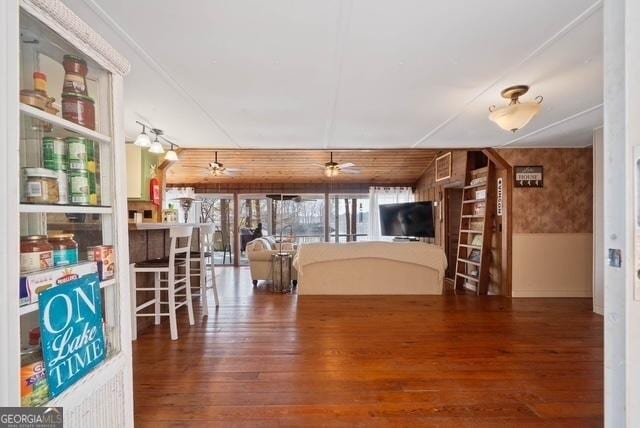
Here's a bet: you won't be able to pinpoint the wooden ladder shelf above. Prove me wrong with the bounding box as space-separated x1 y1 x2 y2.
454 155 495 295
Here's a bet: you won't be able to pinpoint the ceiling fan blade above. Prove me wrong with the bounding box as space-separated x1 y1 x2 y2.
222 170 233 176
337 162 355 169
341 168 361 174
225 168 241 172
312 164 327 168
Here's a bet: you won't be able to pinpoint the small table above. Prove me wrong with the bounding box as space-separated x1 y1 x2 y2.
271 252 293 293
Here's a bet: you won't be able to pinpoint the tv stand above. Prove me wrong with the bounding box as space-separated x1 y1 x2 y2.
392 236 420 242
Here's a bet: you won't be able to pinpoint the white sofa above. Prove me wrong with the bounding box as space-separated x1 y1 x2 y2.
246 236 298 286
293 241 447 295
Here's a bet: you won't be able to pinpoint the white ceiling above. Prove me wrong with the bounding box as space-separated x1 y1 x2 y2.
62 0 603 149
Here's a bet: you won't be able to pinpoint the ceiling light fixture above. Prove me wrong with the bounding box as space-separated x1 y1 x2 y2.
148 134 165 154
324 167 338 178
134 124 151 147
164 143 178 161
488 85 543 133
133 121 181 161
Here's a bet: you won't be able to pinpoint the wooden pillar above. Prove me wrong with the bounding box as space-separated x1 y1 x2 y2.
334 196 339 243
245 199 252 228
324 193 330 242
155 152 180 222
343 198 351 242
271 200 277 235
233 193 240 266
351 198 357 241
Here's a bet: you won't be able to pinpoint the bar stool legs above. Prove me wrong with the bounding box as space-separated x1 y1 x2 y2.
129 224 197 341
129 263 137 341
210 260 219 307
199 253 209 316
154 272 161 325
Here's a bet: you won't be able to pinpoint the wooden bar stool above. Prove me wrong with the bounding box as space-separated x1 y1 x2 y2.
178 223 219 316
130 225 195 340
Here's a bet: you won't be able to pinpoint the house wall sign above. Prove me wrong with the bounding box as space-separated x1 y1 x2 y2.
514 166 543 188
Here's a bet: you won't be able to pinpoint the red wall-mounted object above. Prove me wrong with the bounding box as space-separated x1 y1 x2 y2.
150 177 160 206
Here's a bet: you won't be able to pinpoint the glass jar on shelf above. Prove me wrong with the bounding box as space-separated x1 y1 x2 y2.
48 233 79 267
20 235 53 274
22 168 59 204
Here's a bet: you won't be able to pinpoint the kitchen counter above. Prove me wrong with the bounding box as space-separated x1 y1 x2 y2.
128 222 199 230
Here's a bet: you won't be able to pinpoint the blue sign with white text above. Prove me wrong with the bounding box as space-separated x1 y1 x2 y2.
39 273 106 398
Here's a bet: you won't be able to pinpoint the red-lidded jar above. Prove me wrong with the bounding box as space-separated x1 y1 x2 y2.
62 92 95 130
20 235 53 274
33 72 47 94
63 55 88 75
62 55 88 95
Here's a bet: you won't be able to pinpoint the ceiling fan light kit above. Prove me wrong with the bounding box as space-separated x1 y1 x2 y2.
488 85 543 133
205 151 240 177
319 152 359 177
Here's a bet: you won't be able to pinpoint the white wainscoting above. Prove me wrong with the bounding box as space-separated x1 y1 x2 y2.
512 233 593 298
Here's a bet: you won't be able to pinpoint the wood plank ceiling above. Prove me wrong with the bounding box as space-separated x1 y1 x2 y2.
166 149 438 185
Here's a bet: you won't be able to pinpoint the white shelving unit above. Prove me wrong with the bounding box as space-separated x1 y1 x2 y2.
20 102 112 143
1 1 133 426
19 204 113 214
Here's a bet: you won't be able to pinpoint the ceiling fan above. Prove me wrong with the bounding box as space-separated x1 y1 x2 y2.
314 152 360 177
203 151 241 177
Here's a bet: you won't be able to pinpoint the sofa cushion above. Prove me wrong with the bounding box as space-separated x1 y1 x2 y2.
247 238 270 252
266 236 279 248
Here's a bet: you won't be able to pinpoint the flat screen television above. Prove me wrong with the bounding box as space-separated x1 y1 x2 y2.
379 201 435 238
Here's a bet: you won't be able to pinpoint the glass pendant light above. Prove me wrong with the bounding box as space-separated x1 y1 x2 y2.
488 85 543 133
148 135 165 154
134 124 151 147
164 143 178 161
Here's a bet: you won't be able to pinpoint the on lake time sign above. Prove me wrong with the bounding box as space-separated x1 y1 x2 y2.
514 165 544 188
39 273 106 398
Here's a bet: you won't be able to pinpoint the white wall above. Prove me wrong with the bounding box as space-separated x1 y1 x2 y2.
593 128 604 314
603 0 640 425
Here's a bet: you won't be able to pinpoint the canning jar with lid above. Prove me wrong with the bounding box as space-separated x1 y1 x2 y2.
20 235 53 274
62 93 95 130
22 168 59 204
48 233 79 267
62 55 88 95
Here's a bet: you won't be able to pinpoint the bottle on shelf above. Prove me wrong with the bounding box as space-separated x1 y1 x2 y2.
20 327 49 407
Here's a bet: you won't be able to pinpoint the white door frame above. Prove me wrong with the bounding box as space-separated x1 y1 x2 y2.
603 0 640 426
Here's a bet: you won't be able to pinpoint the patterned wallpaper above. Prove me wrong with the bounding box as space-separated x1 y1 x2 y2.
496 148 593 234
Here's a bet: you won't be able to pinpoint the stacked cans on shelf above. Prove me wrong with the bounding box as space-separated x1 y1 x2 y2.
41 136 99 205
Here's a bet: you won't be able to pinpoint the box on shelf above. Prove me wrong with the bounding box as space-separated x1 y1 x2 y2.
87 245 114 281
475 189 487 200
19 261 98 305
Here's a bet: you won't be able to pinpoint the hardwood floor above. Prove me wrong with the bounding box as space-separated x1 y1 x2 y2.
132 267 603 427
